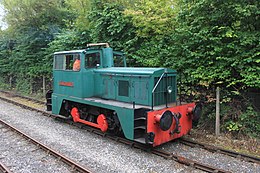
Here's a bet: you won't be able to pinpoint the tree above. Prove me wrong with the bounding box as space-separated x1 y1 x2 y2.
88 2 139 55
168 0 260 136
0 0 72 92
123 0 180 67
168 0 260 90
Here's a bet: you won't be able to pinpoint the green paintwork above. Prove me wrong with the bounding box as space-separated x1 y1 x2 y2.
94 67 176 106
52 46 177 140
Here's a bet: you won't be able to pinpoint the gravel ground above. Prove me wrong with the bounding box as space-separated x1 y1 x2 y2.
0 99 204 173
158 141 260 173
0 124 72 173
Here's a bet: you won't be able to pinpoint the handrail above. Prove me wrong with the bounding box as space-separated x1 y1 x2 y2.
86 43 109 48
151 71 177 110
152 72 165 110
152 73 165 93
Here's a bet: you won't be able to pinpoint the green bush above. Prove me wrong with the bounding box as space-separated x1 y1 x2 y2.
0 76 9 89
15 77 32 94
239 106 260 138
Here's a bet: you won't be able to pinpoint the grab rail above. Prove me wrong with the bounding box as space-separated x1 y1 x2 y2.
152 73 165 110
151 71 176 110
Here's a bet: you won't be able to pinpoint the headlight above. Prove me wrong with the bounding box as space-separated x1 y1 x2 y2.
167 86 173 94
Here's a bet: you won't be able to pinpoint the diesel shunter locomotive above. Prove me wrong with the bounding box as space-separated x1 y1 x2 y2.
46 43 201 147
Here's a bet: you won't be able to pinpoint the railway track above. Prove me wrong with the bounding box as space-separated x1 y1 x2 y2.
0 118 93 173
179 137 260 164
0 162 12 173
0 90 45 105
0 90 259 172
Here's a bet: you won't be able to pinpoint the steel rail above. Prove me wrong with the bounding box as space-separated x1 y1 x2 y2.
0 90 45 105
0 162 12 173
179 137 260 164
0 94 232 173
0 118 93 173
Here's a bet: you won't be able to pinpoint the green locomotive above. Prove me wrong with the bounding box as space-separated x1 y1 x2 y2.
46 43 201 146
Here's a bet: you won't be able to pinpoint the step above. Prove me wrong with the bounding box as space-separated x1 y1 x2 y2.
134 126 146 130
134 138 146 144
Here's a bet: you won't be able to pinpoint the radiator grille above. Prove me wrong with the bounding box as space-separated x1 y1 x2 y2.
118 80 129 97
153 76 176 106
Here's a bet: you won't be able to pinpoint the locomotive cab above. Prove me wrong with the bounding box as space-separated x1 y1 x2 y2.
51 44 126 99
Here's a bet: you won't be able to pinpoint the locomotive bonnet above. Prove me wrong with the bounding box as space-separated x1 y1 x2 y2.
46 43 202 146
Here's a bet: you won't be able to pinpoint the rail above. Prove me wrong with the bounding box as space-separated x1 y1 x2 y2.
0 162 12 173
0 118 93 173
179 138 260 164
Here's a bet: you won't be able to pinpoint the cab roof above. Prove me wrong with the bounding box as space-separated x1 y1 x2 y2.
54 49 86 55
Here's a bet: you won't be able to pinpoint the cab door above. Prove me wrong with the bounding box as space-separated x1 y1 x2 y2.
53 53 83 98
82 50 102 98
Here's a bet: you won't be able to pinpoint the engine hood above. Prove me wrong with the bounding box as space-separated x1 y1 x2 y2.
94 67 176 76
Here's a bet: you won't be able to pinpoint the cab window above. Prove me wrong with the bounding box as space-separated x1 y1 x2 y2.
85 52 100 68
54 55 64 69
54 54 80 71
113 53 125 67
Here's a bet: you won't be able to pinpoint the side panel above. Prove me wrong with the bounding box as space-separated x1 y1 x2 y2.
53 71 83 98
114 108 134 139
81 70 95 98
99 74 152 106
51 93 64 115
132 78 150 105
101 75 116 99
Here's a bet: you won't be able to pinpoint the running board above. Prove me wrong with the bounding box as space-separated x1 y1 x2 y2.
52 114 72 120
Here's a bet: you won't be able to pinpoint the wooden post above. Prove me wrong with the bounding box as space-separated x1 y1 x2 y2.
215 87 220 136
9 76 12 88
30 77 33 94
43 76 46 96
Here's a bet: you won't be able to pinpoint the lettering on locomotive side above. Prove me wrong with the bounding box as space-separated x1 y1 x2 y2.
59 81 74 87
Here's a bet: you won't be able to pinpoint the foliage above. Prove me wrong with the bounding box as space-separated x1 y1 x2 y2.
197 89 260 138
64 0 92 30
226 121 242 132
0 76 9 89
125 0 179 38
168 0 260 90
88 2 137 51
15 76 32 94
2 0 68 31
1 0 69 77
239 106 260 137
123 0 179 67
223 104 260 138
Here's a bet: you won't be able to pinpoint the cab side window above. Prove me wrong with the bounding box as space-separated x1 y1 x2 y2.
85 52 100 68
54 54 80 71
54 55 65 69
113 54 125 67
65 55 74 70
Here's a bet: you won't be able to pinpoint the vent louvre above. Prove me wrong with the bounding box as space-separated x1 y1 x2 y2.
154 76 176 105
118 80 129 97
